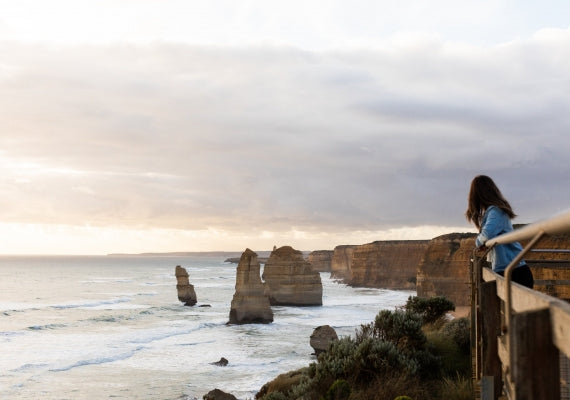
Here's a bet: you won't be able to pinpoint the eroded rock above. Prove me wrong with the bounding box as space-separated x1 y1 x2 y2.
203 388 237 400
262 246 322 306
228 249 274 324
310 325 338 355
175 265 197 306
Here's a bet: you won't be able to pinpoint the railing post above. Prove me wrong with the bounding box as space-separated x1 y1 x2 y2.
503 230 545 385
511 308 560 399
480 280 501 399
471 251 484 398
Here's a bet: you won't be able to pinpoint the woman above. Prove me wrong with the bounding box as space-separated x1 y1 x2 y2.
465 175 534 288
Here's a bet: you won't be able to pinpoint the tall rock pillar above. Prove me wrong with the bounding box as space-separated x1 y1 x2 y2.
229 249 274 324
175 265 197 306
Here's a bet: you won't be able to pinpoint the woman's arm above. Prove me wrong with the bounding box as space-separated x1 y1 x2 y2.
476 206 504 247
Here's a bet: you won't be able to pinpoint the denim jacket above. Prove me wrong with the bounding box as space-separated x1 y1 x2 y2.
476 205 525 272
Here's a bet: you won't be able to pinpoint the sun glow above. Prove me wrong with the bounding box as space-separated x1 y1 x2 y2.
0 222 476 255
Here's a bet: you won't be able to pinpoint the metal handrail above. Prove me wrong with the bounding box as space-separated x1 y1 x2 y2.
485 209 570 246
480 208 570 395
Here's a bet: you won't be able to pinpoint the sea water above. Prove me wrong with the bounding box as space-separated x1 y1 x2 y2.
0 254 414 399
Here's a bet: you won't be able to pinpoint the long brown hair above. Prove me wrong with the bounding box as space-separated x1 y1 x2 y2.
465 175 516 229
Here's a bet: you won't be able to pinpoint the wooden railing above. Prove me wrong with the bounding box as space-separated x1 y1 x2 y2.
470 210 570 399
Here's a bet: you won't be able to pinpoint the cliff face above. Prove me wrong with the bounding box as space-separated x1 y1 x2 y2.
229 249 273 324
416 233 476 307
349 240 429 289
307 250 333 272
330 245 356 280
262 246 323 306
523 234 570 301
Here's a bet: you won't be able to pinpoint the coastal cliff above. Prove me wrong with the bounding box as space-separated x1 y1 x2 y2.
349 240 429 289
416 233 477 307
330 241 428 289
307 250 333 272
330 245 356 281
523 234 570 300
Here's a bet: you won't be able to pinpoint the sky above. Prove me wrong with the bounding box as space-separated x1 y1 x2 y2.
1 0 569 254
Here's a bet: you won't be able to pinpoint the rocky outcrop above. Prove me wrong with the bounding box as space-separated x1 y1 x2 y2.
203 389 237 400
262 246 323 306
175 265 197 306
307 250 333 272
211 357 229 367
330 245 356 280
229 249 273 324
416 233 477 307
310 325 338 355
349 240 429 289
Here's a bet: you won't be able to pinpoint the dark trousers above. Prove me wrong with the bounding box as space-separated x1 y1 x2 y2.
497 264 534 289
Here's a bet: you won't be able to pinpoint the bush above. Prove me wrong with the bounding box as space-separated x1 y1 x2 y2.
441 318 470 355
256 303 471 400
323 379 351 400
403 296 455 325
355 309 426 350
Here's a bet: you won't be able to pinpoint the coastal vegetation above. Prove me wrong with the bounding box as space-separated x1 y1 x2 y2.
256 296 471 400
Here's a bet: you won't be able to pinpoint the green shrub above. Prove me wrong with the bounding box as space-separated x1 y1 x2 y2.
403 296 455 325
261 392 287 400
394 396 414 400
256 307 469 400
441 317 470 355
356 309 426 350
425 329 470 378
323 379 351 400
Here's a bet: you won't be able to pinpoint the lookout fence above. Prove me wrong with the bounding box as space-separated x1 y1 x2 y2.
470 209 570 399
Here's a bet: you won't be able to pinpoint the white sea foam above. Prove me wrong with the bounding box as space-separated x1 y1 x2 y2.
0 255 414 400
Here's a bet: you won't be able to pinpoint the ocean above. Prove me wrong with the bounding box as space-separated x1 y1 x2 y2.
0 254 414 399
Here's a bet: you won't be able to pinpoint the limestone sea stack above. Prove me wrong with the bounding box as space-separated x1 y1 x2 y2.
228 249 274 324
175 265 197 306
262 245 323 306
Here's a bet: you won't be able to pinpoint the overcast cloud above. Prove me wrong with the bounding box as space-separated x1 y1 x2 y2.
0 1 569 253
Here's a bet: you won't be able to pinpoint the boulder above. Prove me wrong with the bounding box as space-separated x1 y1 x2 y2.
211 357 228 367
175 265 197 306
310 325 338 355
203 389 237 400
262 246 322 306
228 249 274 324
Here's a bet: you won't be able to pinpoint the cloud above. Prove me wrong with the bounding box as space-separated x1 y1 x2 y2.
1 29 569 244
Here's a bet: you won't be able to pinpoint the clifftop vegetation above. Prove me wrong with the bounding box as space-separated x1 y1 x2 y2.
256 296 471 400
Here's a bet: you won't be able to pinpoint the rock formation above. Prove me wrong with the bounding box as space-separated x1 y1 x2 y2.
307 250 333 272
211 357 229 367
416 233 477 307
310 325 338 355
175 265 197 306
262 245 323 306
203 389 237 400
228 249 273 324
330 245 356 281
349 240 429 289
